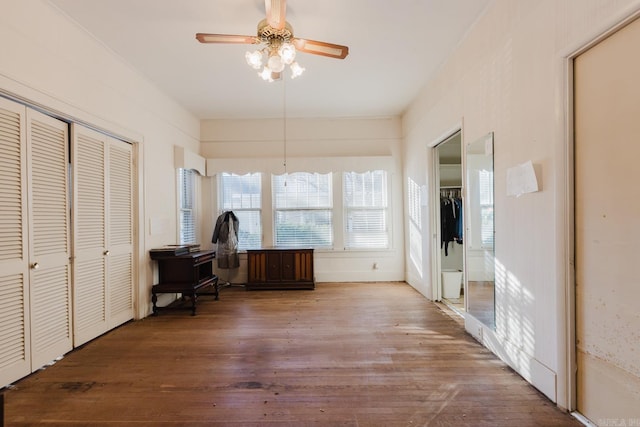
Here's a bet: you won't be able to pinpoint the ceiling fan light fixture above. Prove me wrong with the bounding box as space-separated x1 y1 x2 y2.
196 0 349 82
278 42 296 64
267 53 285 73
245 50 263 69
259 67 274 82
290 61 305 79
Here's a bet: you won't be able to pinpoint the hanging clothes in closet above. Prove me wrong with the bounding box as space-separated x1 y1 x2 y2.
212 210 240 269
440 189 463 256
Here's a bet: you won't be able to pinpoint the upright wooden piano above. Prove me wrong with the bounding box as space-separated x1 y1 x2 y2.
150 248 218 315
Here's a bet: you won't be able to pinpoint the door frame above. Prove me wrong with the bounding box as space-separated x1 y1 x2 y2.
427 122 463 303
562 8 640 413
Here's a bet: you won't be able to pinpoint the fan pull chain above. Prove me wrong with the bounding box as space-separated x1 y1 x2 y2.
283 77 288 186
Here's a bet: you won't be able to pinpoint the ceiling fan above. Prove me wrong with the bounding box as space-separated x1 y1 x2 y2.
196 0 349 81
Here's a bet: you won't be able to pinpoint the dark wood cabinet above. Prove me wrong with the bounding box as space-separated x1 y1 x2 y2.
150 250 218 315
247 248 315 290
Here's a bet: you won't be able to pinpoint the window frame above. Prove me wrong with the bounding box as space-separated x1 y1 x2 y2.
177 168 197 245
343 170 390 250
218 172 263 250
272 172 334 249
212 157 396 254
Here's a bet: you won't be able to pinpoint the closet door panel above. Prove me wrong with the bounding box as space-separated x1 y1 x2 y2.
71 127 134 341
0 98 31 386
575 17 640 421
107 139 133 327
26 109 72 369
72 126 108 346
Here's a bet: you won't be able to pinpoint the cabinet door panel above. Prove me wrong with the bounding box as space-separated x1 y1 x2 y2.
266 252 281 281
281 252 295 281
247 252 266 282
296 251 314 281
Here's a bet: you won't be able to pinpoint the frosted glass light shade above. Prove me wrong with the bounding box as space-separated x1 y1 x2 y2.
259 67 274 82
278 43 296 64
245 50 263 69
290 61 305 78
267 54 285 73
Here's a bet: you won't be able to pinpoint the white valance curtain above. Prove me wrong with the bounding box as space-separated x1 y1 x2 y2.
205 156 394 176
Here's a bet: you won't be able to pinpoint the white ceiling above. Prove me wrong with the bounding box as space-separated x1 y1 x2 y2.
48 0 490 120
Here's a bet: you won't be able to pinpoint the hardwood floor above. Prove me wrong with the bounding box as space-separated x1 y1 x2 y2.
467 281 495 329
3 282 580 426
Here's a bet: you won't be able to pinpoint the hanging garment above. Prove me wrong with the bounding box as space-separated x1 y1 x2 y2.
440 198 457 256
454 197 463 244
212 210 240 269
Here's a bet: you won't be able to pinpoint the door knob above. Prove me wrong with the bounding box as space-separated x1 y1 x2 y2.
31 262 39 270
104 250 110 256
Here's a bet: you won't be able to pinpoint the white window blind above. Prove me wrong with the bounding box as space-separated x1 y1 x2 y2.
479 170 494 248
178 168 196 244
272 172 332 248
219 172 262 250
344 170 389 249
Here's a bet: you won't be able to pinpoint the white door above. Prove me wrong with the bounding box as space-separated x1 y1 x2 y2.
574 17 640 422
72 125 108 346
72 125 133 346
26 109 73 369
0 97 31 386
106 137 134 328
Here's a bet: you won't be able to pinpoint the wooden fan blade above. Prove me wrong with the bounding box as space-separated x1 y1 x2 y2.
196 33 259 44
265 0 287 30
292 38 349 59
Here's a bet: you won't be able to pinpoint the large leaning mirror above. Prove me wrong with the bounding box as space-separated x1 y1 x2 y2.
465 132 495 329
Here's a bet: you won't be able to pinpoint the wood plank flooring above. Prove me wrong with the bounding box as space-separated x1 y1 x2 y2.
3 282 580 426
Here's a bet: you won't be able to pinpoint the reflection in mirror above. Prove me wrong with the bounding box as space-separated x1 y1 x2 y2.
465 132 495 329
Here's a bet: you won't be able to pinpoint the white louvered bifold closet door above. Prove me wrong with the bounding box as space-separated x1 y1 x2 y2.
26 109 73 369
106 138 134 328
72 125 133 346
0 98 31 386
72 126 108 346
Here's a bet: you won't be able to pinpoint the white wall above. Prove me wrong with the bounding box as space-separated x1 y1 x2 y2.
0 0 201 317
201 117 405 283
402 0 640 409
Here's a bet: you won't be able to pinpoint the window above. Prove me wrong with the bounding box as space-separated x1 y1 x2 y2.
479 170 494 248
219 172 262 250
272 172 332 248
177 168 197 244
407 177 423 274
344 170 389 249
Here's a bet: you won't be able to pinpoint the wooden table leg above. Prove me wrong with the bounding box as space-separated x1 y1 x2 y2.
152 292 158 316
190 292 197 316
